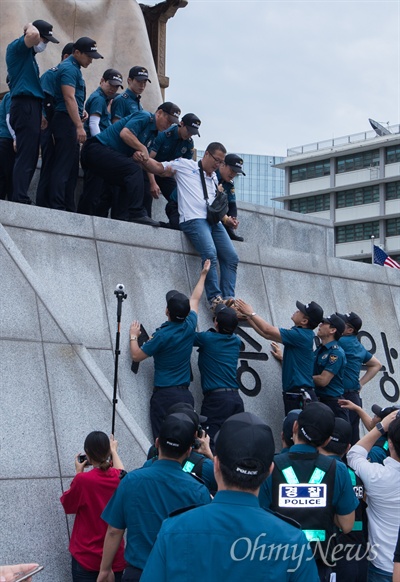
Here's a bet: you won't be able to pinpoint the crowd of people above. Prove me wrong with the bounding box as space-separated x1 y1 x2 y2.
3 16 400 582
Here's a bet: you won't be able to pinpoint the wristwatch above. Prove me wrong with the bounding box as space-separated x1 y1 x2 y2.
249 312 257 318
130 335 138 342
375 422 386 435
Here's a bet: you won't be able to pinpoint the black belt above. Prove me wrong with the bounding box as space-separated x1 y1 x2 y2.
207 388 239 393
153 385 189 392
13 94 42 101
284 387 312 393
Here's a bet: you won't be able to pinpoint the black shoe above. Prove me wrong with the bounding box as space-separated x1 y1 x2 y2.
131 216 160 227
226 227 244 242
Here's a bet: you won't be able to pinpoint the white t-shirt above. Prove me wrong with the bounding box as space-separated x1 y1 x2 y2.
161 158 218 223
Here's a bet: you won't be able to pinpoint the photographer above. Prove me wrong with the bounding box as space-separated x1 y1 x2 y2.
60 432 126 582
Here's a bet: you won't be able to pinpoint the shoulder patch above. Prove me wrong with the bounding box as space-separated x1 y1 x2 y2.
329 354 338 364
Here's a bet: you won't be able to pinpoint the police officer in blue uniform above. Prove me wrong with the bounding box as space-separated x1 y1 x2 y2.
217 153 246 241
141 412 319 582
313 314 348 420
336 311 381 443
6 19 59 204
99 412 211 582
0 81 16 200
259 402 358 582
129 260 210 439
36 42 74 209
111 66 150 123
194 304 244 448
236 298 324 414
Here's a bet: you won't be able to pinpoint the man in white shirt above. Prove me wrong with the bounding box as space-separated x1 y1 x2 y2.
347 410 400 581
137 142 239 312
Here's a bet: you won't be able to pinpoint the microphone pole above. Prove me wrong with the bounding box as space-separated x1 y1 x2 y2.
112 283 127 436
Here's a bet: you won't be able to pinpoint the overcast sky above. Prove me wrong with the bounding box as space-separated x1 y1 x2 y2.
141 0 400 157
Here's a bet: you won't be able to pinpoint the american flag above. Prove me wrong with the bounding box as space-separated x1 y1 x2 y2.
374 245 400 270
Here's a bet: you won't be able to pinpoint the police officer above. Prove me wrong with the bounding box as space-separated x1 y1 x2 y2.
0 79 16 200
217 153 245 241
36 42 74 209
6 19 59 204
141 412 319 582
259 402 358 582
98 412 211 582
149 113 201 229
111 66 150 123
77 68 123 216
193 304 244 448
129 260 210 439
235 299 324 414
313 314 348 420
320 418 368 582
48 36 103 211
80 102 180 225
336 311 382 444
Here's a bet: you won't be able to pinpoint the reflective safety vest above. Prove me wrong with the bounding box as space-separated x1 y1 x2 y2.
334 465 367 546
271 451 337 561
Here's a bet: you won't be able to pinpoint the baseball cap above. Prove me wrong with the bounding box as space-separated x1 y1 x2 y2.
103 69 123 87
129 66 151 82
330 418 352 445
297 402 335 446
32 20 59 43
322 314 346 337
181 113 201 136
158 412 196 453
158 102 181 122
166 290 190 322
215 412 275 476
371 404 400 420
167 402 207 426
336 311 362 332
296 300 323 327
214 303 238 334
73 37 103 59
282 409 301 444
224 154 246 176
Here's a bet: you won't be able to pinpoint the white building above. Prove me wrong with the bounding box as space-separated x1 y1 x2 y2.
275 123 400 262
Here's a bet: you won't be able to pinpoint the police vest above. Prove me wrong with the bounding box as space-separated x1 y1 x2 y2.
335 466 367 546
271 451 337 561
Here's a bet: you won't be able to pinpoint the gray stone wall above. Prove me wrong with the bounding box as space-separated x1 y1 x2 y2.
0 200 398 581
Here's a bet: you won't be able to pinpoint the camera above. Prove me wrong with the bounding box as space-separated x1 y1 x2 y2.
78 454 88 464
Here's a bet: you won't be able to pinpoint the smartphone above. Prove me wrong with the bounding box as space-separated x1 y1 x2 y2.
14 565 44 582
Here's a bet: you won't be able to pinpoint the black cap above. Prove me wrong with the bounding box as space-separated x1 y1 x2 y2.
158 102 181 122
129 66 151 82
73 37 103 59
296 300 324 327
371 404 400 420
32 20 59 43
167 402 207 426
336 311 362 332
158 412 196 454
322 314 346 338
214 304 238 334
215 412 275 476
61 42 74 57
297 402 335 446
103 69 123 87
330 418 352 445
224 154 246 175
282 409 301 444
166 290 190 322
181 113 201 136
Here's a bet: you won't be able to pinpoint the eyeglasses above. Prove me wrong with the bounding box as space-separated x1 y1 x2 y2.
207 151 225 165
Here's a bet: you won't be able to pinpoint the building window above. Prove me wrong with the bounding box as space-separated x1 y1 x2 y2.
336 150 379 173
336 221 379 243
289 193 330 214
387 218 400 237
386 146 400 164
336 185 379 208
386 182 400 200
290 160 330 182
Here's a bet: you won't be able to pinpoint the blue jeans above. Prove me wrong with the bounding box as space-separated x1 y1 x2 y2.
367 563 392 582
180 219 239 301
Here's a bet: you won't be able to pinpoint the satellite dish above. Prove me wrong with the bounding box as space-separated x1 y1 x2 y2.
369 118 391 136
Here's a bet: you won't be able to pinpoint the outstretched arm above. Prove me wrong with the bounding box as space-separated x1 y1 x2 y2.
190 260 211 313
235 300 282 342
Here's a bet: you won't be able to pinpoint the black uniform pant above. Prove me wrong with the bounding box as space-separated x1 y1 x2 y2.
9 95 42 203
318 395 350 421
150 386 194 440
201 389 244 450
48 112 79 211
0 138 15 200
122 566 142 582
80 139 147 221
283 387 318 415
342 390 362 444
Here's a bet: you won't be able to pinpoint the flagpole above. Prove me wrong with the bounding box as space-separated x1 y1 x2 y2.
371 235 375 265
